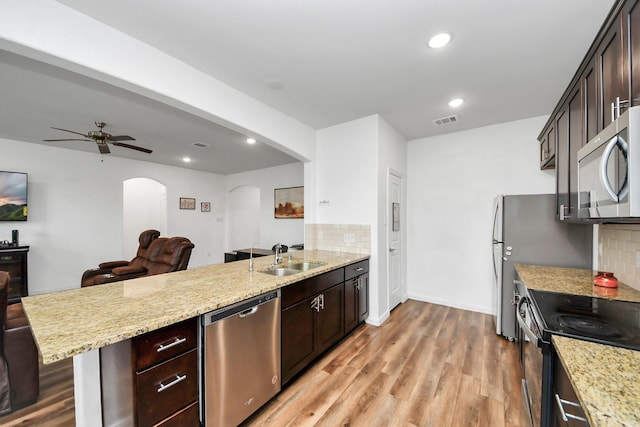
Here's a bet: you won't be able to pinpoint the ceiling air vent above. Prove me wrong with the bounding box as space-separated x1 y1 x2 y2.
192 142 209 148
433 115 458 126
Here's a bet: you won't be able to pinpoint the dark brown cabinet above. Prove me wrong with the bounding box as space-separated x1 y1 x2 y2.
597 18 626 130
538 0 640 222
281 268 344 385
0 246 29 303
540 123 556 170
344 260 369 334
551 352 589 427
101 318 199 427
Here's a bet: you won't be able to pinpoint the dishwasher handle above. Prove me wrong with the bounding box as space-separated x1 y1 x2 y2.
239 306 259 318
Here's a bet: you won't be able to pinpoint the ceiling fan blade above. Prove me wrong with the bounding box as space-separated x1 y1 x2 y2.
109 135 136 141
112 142 153 154
43 138 93 142
51 127 89 138
97 142 111 154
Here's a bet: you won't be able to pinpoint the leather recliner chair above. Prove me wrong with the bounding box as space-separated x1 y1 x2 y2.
81 231 195 287
0 271 39 415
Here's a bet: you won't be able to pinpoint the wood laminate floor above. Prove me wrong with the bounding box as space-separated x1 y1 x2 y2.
0 300 527 426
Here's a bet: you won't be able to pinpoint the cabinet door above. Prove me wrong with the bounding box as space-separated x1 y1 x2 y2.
344 277 358 333
568 87 582 217
597 18 625 130
358 273 369 323
624 0 640 107
281 295 316 384
316 283 344 355
582 57 598 144
555 106 569 220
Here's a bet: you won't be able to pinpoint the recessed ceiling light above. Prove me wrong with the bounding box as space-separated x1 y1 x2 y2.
246 138 256 144
182 157 192 163
428 33 451 49
448 98 464 107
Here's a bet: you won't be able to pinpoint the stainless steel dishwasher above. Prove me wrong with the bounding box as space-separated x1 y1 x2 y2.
201 290 281 427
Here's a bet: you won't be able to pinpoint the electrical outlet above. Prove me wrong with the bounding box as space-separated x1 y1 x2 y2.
636 250 640 268
344 234 355 243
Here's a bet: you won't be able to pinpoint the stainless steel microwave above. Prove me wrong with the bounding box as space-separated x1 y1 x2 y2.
578 106 640 220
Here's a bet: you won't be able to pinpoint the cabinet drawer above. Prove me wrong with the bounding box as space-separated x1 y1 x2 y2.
136 348 198 427
316 268 344 293
133 318 197 371
345 260 369 280
155 401 199 427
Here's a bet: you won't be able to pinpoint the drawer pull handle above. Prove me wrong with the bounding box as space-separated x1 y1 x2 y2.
156 337 187 353
157 374 186 393
555 393 587 423
355 267 364 272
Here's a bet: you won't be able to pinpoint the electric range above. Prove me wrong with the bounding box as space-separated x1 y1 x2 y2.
517 288 640 427
528 289 640 351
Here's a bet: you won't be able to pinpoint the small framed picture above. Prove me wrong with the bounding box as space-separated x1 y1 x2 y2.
179 197 196 210
201 202 211 212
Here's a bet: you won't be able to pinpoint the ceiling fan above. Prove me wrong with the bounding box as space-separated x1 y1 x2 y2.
43 121 152 154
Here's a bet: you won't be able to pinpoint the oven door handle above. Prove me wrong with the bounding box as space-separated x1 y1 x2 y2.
516 296 539 346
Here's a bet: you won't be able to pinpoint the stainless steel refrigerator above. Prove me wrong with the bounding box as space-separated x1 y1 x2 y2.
492 194 592 340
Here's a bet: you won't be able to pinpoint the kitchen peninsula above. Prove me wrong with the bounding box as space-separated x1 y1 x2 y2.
21 249 369 426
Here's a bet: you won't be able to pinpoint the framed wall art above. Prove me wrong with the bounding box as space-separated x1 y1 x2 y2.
179 197 196 210
274 186 304 218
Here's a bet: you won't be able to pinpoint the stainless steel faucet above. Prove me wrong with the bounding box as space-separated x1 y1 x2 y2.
273 243 282 265
249 241 262 272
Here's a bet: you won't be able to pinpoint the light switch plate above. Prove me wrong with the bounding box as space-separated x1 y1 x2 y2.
344 233 355 243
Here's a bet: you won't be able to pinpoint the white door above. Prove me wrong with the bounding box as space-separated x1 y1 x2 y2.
388 171 403 310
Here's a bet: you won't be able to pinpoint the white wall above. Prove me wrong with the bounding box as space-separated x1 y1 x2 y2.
312 115 408 325
224 162 304 251
0 137 226 294
406 116 554 314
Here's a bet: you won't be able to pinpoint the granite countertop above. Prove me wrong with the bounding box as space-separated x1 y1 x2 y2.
21 250 368 364
553 336 640 427
515 263 640 303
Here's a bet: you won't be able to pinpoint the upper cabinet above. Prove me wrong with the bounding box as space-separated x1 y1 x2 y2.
624 0 640 107
538 0 640 221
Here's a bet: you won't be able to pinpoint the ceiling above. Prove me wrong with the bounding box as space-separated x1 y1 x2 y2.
1 0 616 174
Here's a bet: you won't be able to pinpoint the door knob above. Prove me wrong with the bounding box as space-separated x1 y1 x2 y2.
389 247 397 252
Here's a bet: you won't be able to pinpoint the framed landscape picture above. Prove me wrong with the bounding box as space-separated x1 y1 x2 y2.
274 186 304 218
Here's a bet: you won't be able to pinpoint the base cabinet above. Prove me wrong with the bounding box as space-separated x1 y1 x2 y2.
281 268 344 385
551 352 589 427
101 318 199 427
344 260 369 333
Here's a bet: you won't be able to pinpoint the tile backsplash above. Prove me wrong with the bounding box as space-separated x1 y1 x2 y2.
305 224 371 255
599 224 640 291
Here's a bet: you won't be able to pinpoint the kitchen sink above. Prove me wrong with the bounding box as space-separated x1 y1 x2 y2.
286 261 327 271
259 261 327 276
259 267 301 276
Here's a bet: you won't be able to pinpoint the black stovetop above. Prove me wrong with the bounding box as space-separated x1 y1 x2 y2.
529 289 640 351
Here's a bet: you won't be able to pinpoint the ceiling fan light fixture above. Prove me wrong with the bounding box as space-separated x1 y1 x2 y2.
428 33 451 49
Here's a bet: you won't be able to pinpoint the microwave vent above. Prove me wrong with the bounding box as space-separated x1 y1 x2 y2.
433 115 459 126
